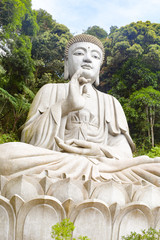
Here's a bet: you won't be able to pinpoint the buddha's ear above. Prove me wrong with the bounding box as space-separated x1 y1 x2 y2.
64 59 69 80
94 75 99 86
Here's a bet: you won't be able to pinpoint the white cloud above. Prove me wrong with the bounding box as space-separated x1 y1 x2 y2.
92 0 160 31
32 0 160 34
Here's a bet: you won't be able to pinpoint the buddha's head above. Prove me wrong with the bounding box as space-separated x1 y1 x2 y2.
64 34 105 86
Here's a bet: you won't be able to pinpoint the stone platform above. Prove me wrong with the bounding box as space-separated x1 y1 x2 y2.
0 173 160 240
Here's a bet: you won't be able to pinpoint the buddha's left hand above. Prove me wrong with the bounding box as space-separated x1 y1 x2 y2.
55 137 105 156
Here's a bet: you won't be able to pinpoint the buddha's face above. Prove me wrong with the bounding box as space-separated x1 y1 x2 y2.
67 42 103 83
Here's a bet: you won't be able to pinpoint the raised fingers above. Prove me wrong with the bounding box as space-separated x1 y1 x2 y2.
70 69 82 85
59 141 91 155
65 139 92 148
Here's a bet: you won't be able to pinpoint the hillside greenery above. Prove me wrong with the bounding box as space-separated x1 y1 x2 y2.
1 0 160 155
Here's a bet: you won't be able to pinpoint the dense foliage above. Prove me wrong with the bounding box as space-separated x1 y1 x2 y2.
1 0 160 153
0 0 72 137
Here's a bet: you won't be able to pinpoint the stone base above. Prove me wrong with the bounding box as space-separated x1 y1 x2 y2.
0 174 160 240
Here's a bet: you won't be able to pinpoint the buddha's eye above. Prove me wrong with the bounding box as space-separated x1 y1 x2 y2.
91 51 101 60
93 55 99 59
73 49 84 56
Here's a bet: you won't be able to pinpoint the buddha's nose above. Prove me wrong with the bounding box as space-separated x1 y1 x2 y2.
83 53 92 63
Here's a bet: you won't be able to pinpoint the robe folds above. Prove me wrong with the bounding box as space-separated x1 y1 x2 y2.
0 83 160 185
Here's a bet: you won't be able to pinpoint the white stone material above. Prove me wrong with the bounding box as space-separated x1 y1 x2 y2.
0 34 160 239
0 37 159 183
112 203 154 239
0 177 160 239
70 199 112 240
16 196 66 240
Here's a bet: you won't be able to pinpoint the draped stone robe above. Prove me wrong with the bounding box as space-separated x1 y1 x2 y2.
21 83 134 158
0 83 160 185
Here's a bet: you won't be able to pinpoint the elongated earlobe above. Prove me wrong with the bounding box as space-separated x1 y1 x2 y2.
64 60 69 80
95 76 99 86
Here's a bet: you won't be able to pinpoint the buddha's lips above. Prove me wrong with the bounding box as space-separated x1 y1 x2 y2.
81 64 92 70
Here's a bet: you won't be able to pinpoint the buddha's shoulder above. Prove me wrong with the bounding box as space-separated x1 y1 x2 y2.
40 82 69 91
37 83 69 96
96 89 119 103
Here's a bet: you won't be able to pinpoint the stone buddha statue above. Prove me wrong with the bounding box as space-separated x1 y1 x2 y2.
0 34 160 184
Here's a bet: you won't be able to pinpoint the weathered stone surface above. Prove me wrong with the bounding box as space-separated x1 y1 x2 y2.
47 178 88 203
62 198 76 217
70 200 112 240
91 180 130 207
0 196 15 240
2 175 44 201
132 185 160 208
0 177 159 239
153 207 160 229
16 196 65 240
112 203 154 240
10 195 24 216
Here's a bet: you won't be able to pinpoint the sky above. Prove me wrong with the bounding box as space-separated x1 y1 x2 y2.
31 0 160 35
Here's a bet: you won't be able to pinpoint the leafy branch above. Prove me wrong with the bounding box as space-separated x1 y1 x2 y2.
51 218 90 240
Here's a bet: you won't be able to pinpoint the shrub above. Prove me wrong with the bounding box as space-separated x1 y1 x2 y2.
51 218 90 240
121 227 160 240
0 132 18 143
147 146 160 158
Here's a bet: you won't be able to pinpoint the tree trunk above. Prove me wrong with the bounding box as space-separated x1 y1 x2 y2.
149 106 154 147
146 106 150 142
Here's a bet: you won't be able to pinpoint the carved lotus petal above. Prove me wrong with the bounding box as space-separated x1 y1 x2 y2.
39 176 55 194
153 207 160 229
91 180 130 206
16 196 66 240
62 198 76 217
112 203 153 239
47 178 88 203
10 194 24 215
0 195 15 240
2 175 44 201
132 185 160 208
70 199 112 240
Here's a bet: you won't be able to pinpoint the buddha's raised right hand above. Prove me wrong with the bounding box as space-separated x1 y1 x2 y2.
61 69 91 116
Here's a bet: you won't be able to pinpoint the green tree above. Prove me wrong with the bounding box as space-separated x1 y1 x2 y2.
0 0 38 38
130 87 160 147
0 0 26 37
84 25 108 39
0 0 39 93
110 25 118 34
101 21 160 90
0 85 34 132
31 16 72 88
36 9 55 34
2 35 34 93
